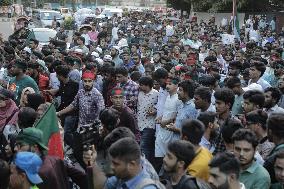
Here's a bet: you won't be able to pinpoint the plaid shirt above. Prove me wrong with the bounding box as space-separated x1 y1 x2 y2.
71 87 105 125
119 79 139 111
213 113 236 155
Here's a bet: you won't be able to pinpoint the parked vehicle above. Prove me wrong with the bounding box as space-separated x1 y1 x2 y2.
97 8 123 19
33 9 63 28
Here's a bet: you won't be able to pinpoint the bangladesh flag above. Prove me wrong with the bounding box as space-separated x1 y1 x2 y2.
34 103 64 159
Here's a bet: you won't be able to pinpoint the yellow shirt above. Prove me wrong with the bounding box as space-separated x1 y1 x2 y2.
187 146 213 181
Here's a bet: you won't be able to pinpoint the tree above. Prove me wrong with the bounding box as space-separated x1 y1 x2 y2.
167 0 284 13
0 0 12 6
167 0 192 13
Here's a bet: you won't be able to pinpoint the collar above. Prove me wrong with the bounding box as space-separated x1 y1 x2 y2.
143 89 155 96
271 104 280 111
121 169 144 188
201 136 211 146
185 99 194 105
242 161 258 174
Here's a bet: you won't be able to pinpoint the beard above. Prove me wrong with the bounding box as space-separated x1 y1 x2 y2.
163 161 178 174
84 85 93 92
210 177 230 189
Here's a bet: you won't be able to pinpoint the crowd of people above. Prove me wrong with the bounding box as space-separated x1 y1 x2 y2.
1 8 284 189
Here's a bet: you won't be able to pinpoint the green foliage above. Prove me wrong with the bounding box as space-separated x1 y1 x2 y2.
167 0 191 12
63 16 74 30
167 0 284 12
0 0 12 6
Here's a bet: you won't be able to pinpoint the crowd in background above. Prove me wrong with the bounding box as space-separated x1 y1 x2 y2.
1 9 284 189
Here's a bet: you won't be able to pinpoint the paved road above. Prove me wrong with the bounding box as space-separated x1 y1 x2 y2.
0 17 15 40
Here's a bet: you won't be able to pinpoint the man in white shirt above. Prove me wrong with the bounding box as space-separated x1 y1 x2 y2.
137 76 159 165
248 61 271 90
81 28 91 46
152 68 169 172
111 22 119 44
155 77 182 171
264 87 284 116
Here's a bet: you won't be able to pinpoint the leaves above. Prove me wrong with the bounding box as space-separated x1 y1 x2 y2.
167 0 284 13
0 0 12 6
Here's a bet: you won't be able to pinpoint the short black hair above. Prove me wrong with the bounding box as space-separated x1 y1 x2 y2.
221 119 243 144
267 113 284 139
232 129 259 149
153 68 168 80
26 93 45 111
78 36 85 43
245 110 268 130
243 90 265 108
197 112 216 129
130 71 142 82
194 86 212 103
214 88 235 109
250 61 266 77
229 61 242 70
264 87 282 104
108 137 141 163
209 152 240 179
55 65 70 78
18 107 37 129
181 119 205 145
115 67 128 76
139 76 154 88
99 108 119 132
101 63 115 75
144 63 155 72
199 74 217 87
30 38 39 45
226 77 241 89
178 80 196 99
103 127 135 149
168 140 196 169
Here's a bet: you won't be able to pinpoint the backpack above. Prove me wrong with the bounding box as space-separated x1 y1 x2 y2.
161 175 211 189
181 175 211 189
135 178 167 189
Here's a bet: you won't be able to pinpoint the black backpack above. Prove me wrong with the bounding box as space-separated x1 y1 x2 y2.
160 175 211 189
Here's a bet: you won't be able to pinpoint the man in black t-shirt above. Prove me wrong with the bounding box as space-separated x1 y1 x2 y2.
162 140 200 189
45 65 79 147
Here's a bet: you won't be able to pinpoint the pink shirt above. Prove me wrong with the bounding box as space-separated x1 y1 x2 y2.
88 31 98 42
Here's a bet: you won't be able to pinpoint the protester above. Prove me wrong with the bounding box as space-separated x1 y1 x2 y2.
232 129 271 189
208 152 246 189
8 59 39 105
9 152 43 189
15 127 88 189
246 110 275 160
0 88 18 130
137 76 158 164
1 6 284 189
181 119 213 181
163 140 201 188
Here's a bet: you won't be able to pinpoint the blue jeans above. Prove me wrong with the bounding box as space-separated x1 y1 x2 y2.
140 128 155 165
64 115 78 147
